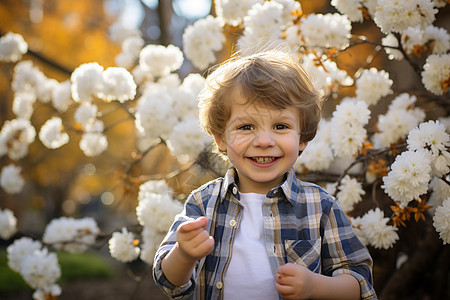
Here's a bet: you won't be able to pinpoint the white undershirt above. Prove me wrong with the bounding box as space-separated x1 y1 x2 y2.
223 192 279 300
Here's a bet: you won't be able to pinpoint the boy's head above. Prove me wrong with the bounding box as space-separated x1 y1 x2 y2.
198 50 324 156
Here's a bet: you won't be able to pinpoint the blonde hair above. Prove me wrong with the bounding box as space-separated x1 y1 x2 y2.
198 50 324 154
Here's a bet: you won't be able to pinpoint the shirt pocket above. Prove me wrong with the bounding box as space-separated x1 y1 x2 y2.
284 238 322 273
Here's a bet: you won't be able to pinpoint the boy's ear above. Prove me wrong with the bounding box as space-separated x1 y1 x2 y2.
214 135 227 152
299 141 308 151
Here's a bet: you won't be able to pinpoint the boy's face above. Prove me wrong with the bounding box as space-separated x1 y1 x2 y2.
214 88 307 194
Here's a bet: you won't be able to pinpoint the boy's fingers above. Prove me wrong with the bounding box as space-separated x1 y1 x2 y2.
178 217 209 233
276 263 296 276
275 281 294 297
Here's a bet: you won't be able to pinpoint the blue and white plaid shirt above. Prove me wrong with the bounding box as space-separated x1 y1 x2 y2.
153 168 377 299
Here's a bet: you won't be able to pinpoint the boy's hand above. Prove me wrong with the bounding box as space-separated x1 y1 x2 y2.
275 263 316 299
176 217 214 262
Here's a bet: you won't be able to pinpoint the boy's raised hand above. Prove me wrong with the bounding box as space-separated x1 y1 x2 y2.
161 217 215 287
176 217 215 261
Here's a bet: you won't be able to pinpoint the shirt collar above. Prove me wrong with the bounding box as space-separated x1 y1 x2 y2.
219 167 299 206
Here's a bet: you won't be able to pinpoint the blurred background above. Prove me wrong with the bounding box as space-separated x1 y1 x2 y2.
0 1 449 299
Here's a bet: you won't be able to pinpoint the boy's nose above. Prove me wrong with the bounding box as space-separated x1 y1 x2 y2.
253 130 275 147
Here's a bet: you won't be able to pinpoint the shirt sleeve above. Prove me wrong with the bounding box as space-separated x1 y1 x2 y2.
152 190 207 299
320 198 378 300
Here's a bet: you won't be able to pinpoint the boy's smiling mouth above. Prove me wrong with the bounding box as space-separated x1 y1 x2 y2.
250 156 278 164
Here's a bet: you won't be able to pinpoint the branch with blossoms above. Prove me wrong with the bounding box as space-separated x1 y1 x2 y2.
0 0 450 299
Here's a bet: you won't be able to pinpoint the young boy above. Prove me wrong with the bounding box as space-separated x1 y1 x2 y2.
153 50 377 300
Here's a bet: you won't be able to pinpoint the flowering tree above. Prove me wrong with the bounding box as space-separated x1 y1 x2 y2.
1 0 450 299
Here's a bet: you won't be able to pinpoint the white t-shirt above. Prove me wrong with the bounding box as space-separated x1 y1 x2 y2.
223 192 279 299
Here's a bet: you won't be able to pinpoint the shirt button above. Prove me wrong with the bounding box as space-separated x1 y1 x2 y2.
229 219 237 227
232 187 237 194
216 281 223 290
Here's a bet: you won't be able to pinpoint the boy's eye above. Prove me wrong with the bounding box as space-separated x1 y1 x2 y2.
274 124 288 130
238 124 253 130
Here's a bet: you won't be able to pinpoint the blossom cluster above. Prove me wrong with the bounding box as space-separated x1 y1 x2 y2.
108 180 183 264
42 217 100 253
7 237 61 299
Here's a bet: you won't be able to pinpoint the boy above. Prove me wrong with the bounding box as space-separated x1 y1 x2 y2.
153 50 377 299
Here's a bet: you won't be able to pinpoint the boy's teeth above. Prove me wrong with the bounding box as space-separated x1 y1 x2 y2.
253 157 275 163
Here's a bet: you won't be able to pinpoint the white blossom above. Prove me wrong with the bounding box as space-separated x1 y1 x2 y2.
74 104 98 128
331 0 365 22
0 32 28 62
421 53 450 96
172 73 206 121
0 208 17 239
135 86 178 140
429 177 450 210
13 92 35 120
407 120 450 177
349 216 369 246
372 93 425 148
12 61 45 97
115 36 144 68
20 248 61 289
301 141 334 171
374 0 437 34
171 87 199 122
272 0 301 27
299 53 353 95
36 77 58 104
70 62 104 103
373 109 423 148
43 217 99 253
32 284 61 300
215 0 263 26
433 197 450 244
109 227 140 262
382 149 432 206
138 180 173 201
181 73 206 98
39 117 69 149
382 34 404 60
336 175 365 212
183 15 225 70
356 68 393 105
331 98 370 157
0 164 25 194
140 226 166 265
80 131 108 157
424 25 450 54
407 120 449 156
300 13 351 49
136 193 183 233
98 67 136 102
51 80 73 113
139 44 183 77
237 1 286 53
7 237 42 272
401 25 450 56
167 118 212 162
115 52 136 69
360 208 399 249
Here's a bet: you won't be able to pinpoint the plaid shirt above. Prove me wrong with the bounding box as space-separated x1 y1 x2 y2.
153 168 377 300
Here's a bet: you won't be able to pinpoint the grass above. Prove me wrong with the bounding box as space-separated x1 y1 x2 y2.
0 250 115 294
